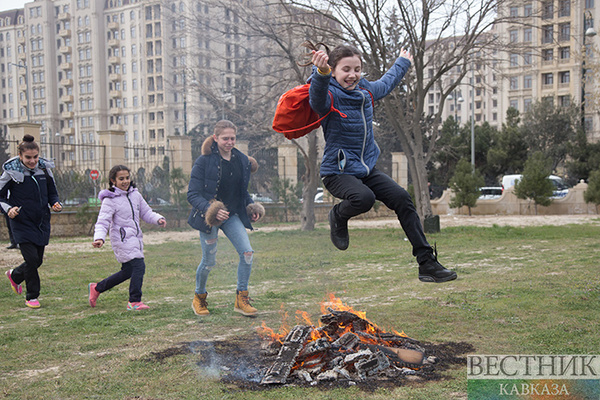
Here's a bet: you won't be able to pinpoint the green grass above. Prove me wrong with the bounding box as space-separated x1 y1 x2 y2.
1 222 599 399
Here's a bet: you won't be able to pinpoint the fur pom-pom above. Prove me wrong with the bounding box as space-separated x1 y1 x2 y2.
205 200 227 227
246 202 265 222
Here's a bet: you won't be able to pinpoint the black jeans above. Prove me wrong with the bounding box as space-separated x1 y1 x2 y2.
322 168 432 261
12 243 45 300
95 258 146 303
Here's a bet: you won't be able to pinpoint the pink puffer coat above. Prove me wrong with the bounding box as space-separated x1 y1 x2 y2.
93 186 164 263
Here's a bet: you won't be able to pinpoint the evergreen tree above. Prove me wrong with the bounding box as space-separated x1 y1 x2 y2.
584 169 600 213
449 158 484 216
565 131 600 185
486 107 527 181
514 152 554 214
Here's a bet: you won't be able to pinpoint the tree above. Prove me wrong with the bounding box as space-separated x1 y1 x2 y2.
448 158 484 216
0 127 10 165
584 169 600 214
284 0 505 223
514 152 554 214
520 100 580 171
565 131 600 185
170 167 188 213
486 107 527 181
271 177 301 223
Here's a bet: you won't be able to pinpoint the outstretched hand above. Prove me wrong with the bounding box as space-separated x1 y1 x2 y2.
158 218 167 228
92 239 104 248
311 50 330 70
400 48 413 64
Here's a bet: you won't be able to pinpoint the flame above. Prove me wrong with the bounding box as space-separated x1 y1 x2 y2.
257 293 408 346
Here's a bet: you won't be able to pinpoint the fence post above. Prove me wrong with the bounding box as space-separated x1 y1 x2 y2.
97 130 125 177
167 134 193 175
7 122 42 156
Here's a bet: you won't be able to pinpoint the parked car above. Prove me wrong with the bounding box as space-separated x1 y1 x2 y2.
250 193 275 203
501 174 569 198
478 187 503 200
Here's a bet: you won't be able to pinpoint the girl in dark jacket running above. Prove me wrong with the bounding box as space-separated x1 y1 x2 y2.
1 135 62 308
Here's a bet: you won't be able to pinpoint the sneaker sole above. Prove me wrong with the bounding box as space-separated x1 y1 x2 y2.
88 283 97 307
234 307 257 317
6 270 22 295
26 303 41 308
419 272 457 283
192 302 210 316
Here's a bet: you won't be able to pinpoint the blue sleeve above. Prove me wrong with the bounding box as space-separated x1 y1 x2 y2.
308 68 333 116
187 157 210 214
360 57 411 101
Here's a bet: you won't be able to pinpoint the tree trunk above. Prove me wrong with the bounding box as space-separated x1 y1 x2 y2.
298 134 320 231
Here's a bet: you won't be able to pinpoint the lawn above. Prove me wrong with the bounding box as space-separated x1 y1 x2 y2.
1 221 599 399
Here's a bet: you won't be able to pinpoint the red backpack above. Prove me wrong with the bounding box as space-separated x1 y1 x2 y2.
272 84 346 140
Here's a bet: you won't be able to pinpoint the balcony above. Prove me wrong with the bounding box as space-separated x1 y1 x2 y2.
108 21 119 30
60 62 73 70
108 38 120 47
60 78 73 86
109 90 122 98
19 84 27 91
18 52 26 61
109 73 121 81
58 12 71 20
108 56 120 64
17 36 25 44
61 111 74 119
61 127 75 135
61 94 74 103
59 45 72 54
59 29 71 37
110 123 124 131
109 107 123 115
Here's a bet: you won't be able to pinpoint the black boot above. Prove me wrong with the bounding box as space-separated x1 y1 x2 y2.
328 208 349 250
418 245 457 283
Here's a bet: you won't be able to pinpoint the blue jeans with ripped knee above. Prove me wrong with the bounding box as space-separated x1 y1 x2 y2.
195 213 253 295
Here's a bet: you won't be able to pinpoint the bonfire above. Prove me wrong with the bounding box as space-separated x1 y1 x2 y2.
257 294 436 385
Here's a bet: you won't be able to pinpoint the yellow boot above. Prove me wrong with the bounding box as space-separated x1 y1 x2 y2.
234 290 257 316
192 292 209 316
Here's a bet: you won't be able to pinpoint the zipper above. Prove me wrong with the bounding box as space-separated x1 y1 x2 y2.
31 174 44 231
126 192 140 236
359 91 370 175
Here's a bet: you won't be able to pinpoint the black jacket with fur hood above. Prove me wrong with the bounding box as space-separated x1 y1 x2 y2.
187 136 262 233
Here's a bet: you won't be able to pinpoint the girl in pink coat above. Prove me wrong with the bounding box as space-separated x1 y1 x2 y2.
89 165 166 310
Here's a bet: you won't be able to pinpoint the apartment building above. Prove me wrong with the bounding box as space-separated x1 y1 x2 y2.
436 1 599 142
0 0 264 172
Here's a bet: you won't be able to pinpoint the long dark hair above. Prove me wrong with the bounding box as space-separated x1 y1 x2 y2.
107 164 136 191
18 134 39 154
299 40 362 70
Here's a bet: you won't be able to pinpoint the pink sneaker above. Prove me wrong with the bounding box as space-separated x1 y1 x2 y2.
6 269 22 295
127 301 149 311
88 283 100 307
25 299 40 308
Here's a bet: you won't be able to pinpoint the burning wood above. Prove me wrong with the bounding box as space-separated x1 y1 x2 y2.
258 294 431 385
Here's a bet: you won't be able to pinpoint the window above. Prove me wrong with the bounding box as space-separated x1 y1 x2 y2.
559 23 570 41
524 28 532 42
542 25 553 44
510 99 518 110
542 1 553 19
542 73 554 85
524 75 532 89
559 95 570 107
559 71 570 84
510 76 518 90
509 29 518 43
558 0 570 17
586 0 595 8
543 48 554 62
510 53 518 67
523 52 532 65
560 46 570 60
510 7 518 17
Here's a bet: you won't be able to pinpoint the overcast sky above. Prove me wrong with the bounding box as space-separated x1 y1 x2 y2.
1 0 28 13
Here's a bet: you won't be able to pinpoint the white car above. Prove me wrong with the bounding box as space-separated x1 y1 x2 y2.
501 174 568 198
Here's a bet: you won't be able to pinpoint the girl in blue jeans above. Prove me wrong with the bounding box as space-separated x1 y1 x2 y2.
187 120 264 316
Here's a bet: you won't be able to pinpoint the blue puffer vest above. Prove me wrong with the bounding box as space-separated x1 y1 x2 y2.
308 57 411 178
